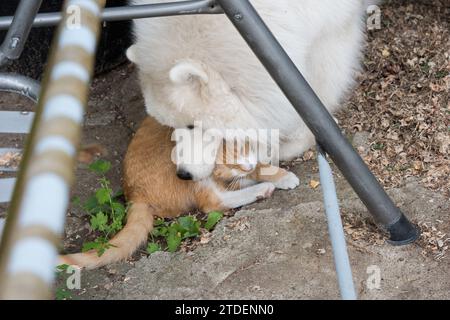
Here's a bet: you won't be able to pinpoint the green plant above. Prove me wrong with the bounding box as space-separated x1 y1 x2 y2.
147 211 224 254
73 160 126 257
204 211 223 231
55 264 73 300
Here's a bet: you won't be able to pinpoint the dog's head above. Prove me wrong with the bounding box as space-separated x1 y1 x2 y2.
172 124 262 182
171 124 223 181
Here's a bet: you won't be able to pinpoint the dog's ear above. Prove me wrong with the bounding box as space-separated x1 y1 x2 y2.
169 60 209 85
126 45 138 64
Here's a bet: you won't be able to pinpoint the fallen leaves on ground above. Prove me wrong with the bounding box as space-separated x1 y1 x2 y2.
337 1 449 198
417 221 449 260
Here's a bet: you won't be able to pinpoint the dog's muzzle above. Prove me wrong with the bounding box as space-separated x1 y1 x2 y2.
176 169 193 181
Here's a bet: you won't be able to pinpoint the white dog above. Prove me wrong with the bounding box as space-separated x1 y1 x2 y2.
127 0 369 179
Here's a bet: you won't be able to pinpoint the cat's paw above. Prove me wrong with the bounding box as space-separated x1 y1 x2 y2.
255 182 276 200
274 171 300 190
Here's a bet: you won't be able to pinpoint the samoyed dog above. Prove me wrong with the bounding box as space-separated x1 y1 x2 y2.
127 0 371 180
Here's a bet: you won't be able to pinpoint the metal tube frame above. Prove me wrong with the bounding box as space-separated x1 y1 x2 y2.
0 0 421 299
0 0 222 31
317 144 356 300
0 73 41 102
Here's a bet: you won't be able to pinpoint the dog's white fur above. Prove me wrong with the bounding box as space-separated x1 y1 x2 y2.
172 126 223 181
128 0 369 177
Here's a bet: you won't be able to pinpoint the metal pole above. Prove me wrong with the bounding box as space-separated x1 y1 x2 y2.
0 0 105 299
317 145 356 300
0 0 43 66
216 0 419 245
0 0 222 31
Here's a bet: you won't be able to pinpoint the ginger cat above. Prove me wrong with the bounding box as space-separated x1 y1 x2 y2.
60 117 299 269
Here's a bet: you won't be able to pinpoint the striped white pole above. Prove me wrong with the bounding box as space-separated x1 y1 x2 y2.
0 0 106 299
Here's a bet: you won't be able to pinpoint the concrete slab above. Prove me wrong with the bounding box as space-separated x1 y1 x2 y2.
70 178 450 300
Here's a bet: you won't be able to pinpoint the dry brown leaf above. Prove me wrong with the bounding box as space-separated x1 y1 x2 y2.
309 180 320 189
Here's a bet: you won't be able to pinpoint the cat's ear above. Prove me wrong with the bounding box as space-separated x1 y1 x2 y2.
126 45 138 64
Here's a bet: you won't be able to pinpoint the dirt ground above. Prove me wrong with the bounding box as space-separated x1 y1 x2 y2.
1 0 449 299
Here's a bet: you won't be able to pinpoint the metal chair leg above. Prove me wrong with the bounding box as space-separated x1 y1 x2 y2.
216 0 419 245
317 144 357 300
0 0 43 66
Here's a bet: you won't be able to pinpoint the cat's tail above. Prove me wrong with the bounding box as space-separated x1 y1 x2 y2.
59 203 155 270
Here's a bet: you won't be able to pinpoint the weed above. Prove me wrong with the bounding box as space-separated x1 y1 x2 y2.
204 211 223 231
73 160 126 257
55 264 73 300
147 211 224 254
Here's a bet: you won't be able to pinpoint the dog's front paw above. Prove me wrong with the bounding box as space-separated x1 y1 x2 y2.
255 182 276 200
274 171 300 190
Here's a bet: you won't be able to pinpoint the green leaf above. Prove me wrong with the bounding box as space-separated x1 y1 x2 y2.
96 247 107 257
95 188 111 205
154 218 165 227
152 226 168 238
109 218 123 234
55 288 73 300
82 241 101 252
167 229 182 253
178 216 200 236
183 232 200 239
88 159 111 175
111 202 126 218
90 212 108 232
152 227 161 237
82 238 113 257
112 189 124 199
83 195 99 213
204 211 223 231
178 216 194 230
171 222 184 234
72 196 81 207
146 242 161 254
56 264 70 273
